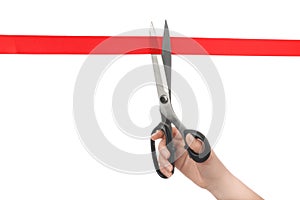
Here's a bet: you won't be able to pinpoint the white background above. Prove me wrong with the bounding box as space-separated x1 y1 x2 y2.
1 0 300 199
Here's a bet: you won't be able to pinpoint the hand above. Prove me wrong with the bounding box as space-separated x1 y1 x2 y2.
151 127 263 200
151 127 226 188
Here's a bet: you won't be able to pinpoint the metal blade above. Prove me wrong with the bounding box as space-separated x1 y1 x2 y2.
162 20 172 92
149 22 170 102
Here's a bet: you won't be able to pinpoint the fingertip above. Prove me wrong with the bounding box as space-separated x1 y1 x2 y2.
160 168 171 178
151 132 157 140
172 127 179 135
166 172 172 178
167 164 173 172
151 130 162 140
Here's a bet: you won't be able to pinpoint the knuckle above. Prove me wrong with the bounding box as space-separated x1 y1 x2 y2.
158 141 166 150
164 149 171 158
160 148 170 159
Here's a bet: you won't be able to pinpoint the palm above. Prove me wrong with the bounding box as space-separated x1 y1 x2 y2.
172 128 210 188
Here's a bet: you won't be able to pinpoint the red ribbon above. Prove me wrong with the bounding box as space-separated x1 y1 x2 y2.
1 35 300 56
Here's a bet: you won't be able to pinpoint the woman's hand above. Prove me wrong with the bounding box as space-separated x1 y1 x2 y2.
151 127 263 200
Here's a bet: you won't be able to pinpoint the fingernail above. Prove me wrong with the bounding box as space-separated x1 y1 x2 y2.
167 165 173 172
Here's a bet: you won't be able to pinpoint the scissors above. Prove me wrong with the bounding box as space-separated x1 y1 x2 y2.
150 21 211 178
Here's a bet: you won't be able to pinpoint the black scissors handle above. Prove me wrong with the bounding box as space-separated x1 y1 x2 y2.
182 129 211 163
150 122 175 179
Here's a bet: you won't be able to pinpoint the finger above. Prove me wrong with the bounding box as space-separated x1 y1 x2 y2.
158 137 172 171
172 127 183 140
160 166 172 178
185 133 203 154
158 139 170 159
172 127 184 149
151 130 165 140
159 153 173 172
172 127 179 137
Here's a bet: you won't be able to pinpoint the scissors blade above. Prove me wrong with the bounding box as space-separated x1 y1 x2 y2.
149 22 170 103
162 20 172 92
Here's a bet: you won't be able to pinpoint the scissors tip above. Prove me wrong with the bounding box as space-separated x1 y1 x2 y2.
149 22 156 36
150 21 154 27
162 20 171 53
164 20 168 29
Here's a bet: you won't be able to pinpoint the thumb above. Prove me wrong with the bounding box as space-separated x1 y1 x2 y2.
186 133 203 153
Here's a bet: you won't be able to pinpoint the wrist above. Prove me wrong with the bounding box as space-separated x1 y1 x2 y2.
206 170 263 200
205 169 235 198
198 151 231 191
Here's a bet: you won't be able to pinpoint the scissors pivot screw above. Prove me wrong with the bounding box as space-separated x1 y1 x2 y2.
160 95 168 104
